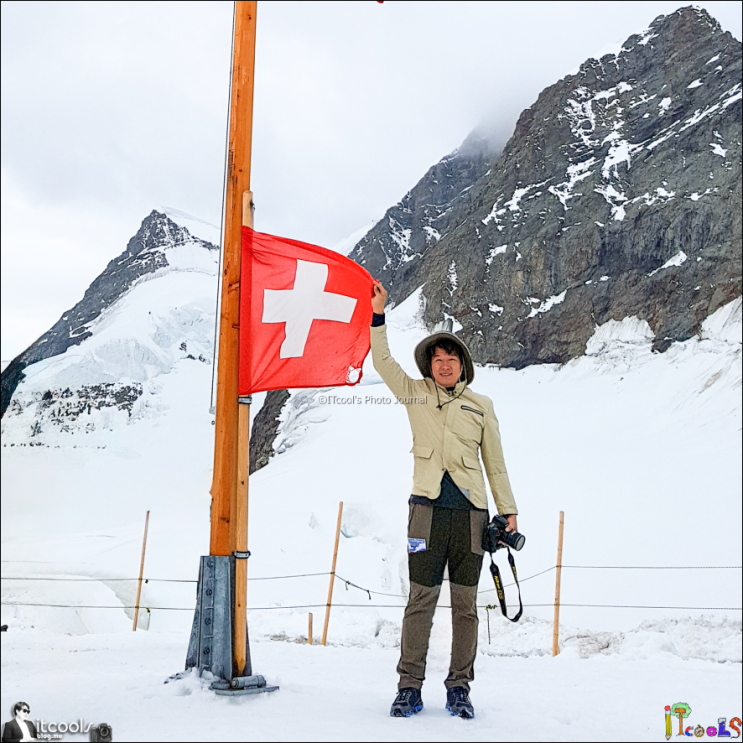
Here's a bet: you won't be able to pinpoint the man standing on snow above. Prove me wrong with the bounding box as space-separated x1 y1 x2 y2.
370 281 518 720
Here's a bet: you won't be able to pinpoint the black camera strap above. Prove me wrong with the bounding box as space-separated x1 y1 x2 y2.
488 547 523 623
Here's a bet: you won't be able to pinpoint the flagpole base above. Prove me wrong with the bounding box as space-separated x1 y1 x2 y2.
185 555 243 679
177 555 278 695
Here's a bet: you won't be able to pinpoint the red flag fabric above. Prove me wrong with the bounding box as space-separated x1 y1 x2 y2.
239 226 374 395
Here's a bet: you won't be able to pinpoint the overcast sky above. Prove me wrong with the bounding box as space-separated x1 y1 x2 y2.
1 1 741 361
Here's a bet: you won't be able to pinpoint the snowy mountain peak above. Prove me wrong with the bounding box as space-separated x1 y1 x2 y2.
1 210 219 433
131 209 218 267
159 207 220 246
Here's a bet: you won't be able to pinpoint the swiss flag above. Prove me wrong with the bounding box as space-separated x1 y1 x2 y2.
239 226 374 395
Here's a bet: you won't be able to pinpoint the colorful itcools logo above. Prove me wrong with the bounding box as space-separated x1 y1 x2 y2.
665 704 741 738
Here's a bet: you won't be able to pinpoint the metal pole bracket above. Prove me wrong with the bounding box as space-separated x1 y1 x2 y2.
179 555 279 696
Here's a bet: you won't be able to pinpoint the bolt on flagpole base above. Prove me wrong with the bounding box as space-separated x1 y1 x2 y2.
175 555 279 696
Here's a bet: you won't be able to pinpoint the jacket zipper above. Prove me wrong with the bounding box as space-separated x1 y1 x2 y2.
460 405 484 417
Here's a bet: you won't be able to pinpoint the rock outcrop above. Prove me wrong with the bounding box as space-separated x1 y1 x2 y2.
249 389 290 474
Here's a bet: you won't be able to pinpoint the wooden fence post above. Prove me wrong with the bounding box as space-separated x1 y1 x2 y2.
133 510 150 631
552 511 565 656
322 502 343 646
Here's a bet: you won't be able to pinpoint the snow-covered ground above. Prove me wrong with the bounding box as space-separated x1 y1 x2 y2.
2 629 740 742
1 213 741 739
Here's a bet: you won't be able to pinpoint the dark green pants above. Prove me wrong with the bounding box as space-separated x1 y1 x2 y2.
397 503 488 691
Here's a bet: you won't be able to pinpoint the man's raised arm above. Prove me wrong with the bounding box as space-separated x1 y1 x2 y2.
370 281 415 400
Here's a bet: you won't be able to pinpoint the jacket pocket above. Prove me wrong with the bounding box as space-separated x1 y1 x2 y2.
408 502 433 543
469 509 489 556
411 445 434 459
462 455 481 470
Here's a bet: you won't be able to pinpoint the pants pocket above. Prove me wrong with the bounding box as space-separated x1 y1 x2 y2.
469 509 488 556
408 503 433 543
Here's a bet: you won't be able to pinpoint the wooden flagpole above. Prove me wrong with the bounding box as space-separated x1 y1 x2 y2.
234 191 254 676
210 0 257 559
208 0 257 679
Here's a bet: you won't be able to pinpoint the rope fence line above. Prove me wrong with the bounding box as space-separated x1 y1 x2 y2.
4 563 739 605
0 567 554 597
479 565 556 593
0 572 331 584
336 566 559 599
3 564 739 584
335 573 405 599
2 601 741 611
2 564 741 615
562 565 743 570
249 572 330 581
1 577 197 583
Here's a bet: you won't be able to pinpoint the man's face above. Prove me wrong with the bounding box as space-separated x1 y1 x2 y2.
431 347 462 387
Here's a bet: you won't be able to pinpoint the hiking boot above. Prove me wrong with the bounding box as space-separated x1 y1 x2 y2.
446 686 474 719
390 687 423 717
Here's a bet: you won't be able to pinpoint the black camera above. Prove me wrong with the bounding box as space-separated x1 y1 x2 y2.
482 514 525 552
90 723 113 742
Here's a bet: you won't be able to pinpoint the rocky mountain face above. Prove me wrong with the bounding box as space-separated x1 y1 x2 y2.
1 211 217 419
350 130 498 291
249 389 290 475
351 7 742 368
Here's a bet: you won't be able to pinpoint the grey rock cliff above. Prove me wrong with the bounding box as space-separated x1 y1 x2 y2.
353 7 742 367
349 130 499 305
249 389 290 475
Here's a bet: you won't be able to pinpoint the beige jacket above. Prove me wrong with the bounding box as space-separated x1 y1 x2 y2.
371 324 518 514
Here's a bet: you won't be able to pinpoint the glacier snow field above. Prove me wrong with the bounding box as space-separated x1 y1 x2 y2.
1 263 741 739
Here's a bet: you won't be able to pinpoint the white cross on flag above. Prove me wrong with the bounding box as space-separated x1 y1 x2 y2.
239 226 374 394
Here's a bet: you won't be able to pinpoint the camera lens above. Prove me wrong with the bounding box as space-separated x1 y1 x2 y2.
509 532 525 551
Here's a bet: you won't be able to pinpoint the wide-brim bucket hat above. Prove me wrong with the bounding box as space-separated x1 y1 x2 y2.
414 332 475 385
